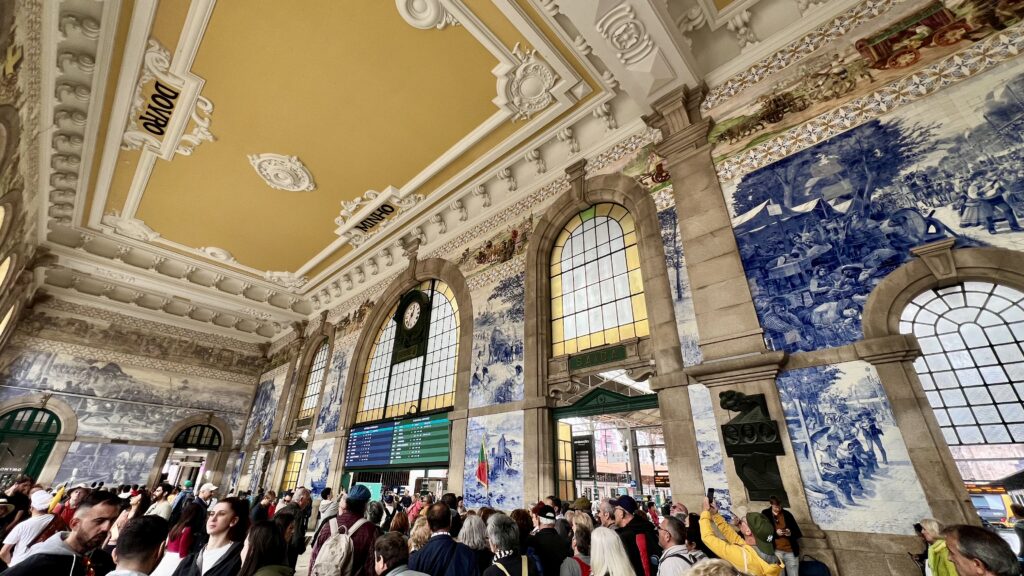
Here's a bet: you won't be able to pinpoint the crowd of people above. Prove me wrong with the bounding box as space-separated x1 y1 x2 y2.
0 473 1017 576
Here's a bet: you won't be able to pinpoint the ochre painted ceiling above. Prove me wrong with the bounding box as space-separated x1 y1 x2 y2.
96 1 552 273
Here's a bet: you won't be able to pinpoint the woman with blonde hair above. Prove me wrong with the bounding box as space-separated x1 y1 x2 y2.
409 516 431 552
571 511 594 533
590 527 635 576
920 518 956 576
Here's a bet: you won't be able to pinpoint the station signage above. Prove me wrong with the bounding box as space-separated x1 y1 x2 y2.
344 413 450 469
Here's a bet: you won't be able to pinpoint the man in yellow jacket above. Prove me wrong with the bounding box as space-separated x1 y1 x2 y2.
699 498 784 576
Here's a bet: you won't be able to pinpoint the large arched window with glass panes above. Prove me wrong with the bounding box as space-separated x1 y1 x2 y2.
901 282 1024 447
296 339 330 422
550 203 648 356
354 279 459 424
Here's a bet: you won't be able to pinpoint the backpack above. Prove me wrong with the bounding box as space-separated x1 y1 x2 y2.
635 533 660 576
798 555 832 576
311 517 370 576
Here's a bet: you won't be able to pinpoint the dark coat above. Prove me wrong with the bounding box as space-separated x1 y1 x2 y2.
526 527 571 576
616 514 662 576
408 534 480 576
0 548 114 576
761 508 803 556
171 542 243 576
481 554 540 576
684 512 717 559
473 547 495 574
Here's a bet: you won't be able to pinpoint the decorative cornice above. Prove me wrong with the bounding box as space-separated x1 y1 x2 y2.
247 153 316 192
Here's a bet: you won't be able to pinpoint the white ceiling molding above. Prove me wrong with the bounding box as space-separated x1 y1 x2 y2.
37 0 120 239
99 213 159 241
395 0 460 30
552 1 700 113
499 43 559 121
247 153 316 192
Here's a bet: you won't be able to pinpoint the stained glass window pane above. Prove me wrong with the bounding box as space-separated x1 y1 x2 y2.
902 282 1024 446
550 203 648 355
297 340 330 420
355 280 460 424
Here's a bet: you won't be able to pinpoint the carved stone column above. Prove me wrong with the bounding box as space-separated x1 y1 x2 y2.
854 335 976 525
645 86 765 360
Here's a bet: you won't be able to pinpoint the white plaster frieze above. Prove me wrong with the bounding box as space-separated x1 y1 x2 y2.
247 153 316 192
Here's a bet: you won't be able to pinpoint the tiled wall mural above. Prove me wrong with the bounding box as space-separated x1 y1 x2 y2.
0 348 250 441
306 437 334 497
777 361 931 534
463 411 524 510
724 56 1024 354
457 214 533 278
689 383 733 516
316 340 352 434
243 368 287 444
708 1 1023 161
468 266 526 408
54 442 159 487
227 452 244 492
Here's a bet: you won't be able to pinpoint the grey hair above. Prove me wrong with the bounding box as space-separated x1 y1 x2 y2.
662 516 686 546
688 559 743 576
942 524 1019 576
487 513 520 553
292 487 310 502
458 514 488 550
598 498 615 516
366 501 385 524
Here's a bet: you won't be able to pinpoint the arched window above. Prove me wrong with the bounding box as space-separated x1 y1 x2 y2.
173 424 222 450
550 203 648 356
355 279 459 424
0 408 60 485
296 340 330 421
0 305 13 338
901 282 1024 446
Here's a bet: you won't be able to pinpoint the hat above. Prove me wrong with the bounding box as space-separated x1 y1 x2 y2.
744 512 777 557
199 483 218 493
119 489 140 500
30 490 52 511
531 502 556 520
348 484 371 502
183 480 193 488
570 497 591 511
613 495 637 515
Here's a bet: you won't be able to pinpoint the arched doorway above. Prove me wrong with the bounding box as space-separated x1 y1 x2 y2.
161 424 222 486
0 407 60 485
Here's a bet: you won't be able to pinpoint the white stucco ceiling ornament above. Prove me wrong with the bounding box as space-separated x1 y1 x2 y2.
198 246 236 263
505 43 558 121
263 271 309 289
100 212 160 241
247 153 316 192
395 0 459 30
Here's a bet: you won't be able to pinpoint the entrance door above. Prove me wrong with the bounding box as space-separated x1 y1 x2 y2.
552 387 667 505
161 424 222 487
0 408 61 485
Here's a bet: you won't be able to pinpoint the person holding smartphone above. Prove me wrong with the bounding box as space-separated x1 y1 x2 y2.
760 496 802 576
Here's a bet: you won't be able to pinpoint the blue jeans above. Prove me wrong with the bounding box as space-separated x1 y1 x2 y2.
776 550 799 576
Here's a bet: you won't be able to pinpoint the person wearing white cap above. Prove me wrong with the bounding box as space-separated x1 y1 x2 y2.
0 489 57 566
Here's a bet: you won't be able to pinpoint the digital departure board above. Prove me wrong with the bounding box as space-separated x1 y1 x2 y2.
344 414 450 469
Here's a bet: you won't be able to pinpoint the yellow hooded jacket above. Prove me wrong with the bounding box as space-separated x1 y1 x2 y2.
699 510 784 576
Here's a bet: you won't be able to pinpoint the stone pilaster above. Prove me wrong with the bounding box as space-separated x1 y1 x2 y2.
645 86 765 360
653 375 705 508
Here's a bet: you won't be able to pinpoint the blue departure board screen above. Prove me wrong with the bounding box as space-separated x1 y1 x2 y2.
344 414 450 469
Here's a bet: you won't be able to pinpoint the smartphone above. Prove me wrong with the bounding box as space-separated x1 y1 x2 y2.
706 487 715 501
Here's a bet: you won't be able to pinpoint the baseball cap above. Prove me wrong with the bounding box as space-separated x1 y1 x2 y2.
348 484 371 502
30 490 52 511
118 489 140 500
613 495 637 515
199 483 218 493
531 502 556 520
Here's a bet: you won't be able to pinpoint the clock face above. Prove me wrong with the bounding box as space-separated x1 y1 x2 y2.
403 302 421 330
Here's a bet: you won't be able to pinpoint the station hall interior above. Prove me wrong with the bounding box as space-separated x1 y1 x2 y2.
0 1 1023 574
